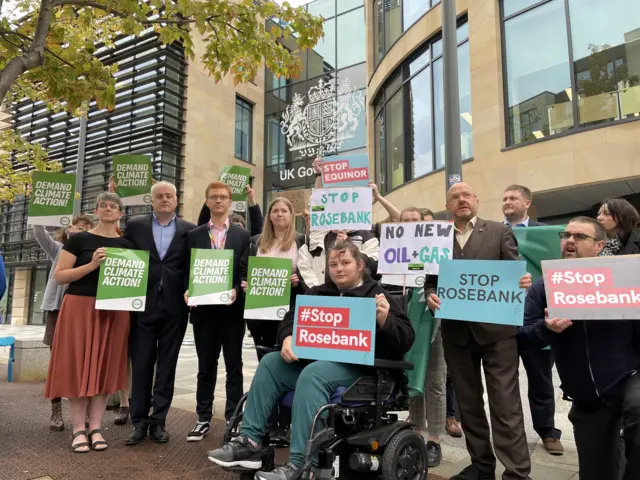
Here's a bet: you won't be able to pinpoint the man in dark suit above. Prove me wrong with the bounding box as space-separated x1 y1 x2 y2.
185 181 250 442
123 181 196 445
426 182 531 480
503 185 563 456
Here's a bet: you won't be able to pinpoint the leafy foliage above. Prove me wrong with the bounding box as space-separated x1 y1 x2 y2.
0 0 324 200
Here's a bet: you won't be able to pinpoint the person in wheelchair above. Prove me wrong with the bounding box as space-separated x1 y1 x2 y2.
207 241 415 480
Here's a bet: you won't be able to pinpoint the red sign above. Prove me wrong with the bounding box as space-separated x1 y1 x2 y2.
322 160 369 185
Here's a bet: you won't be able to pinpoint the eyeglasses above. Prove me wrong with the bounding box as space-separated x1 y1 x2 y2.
558 232 596 241
207 195 230 202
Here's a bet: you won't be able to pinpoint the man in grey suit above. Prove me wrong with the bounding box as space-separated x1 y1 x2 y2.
503 185 563 456
426 183 531 480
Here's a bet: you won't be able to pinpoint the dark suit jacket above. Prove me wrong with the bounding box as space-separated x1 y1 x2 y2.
124 214 196 317
425 217 520 346
186 222 250 324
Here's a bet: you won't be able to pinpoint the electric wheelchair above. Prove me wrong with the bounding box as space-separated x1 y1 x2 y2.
219 349 427 480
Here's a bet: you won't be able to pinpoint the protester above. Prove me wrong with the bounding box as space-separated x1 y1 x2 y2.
198 184 263 235
242 197 306 357
401 207 446 467
517 216 640 480
123 181 196 445
241 196 306 445
185 181 250 441
207 241 415 480
45 192 133 453
596 197 640 256
426 182 532 480
230 213 247 229
297 157 379 288
502 184 563 455
370 181 401 239
446 374 462 437
33 216 94 431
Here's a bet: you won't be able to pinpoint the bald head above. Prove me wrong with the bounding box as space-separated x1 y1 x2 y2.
446 182 479 221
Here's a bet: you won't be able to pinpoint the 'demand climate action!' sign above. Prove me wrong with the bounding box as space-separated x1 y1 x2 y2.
435 259 527 326
321 153 370 188
310 187 372 231
112 155 153 206
379 222 454 275
28 172 76 227
542 256 640 320
292 295 377 366
96 248 150 311
244 257 292 320
188 249 233 306
220 166 251 213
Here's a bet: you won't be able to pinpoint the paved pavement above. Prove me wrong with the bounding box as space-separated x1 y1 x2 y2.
0 324 579 479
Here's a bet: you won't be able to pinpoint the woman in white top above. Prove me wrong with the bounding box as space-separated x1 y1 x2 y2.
33 215 94 431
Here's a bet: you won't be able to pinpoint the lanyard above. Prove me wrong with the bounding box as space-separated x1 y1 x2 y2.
208 221 228 250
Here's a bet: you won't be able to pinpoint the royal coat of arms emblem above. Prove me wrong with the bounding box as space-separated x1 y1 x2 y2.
280 77 365 159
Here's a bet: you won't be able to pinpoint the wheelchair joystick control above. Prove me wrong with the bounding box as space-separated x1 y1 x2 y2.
349 453 381 472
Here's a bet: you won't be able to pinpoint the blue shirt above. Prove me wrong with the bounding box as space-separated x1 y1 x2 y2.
504 217 529 228
152 213 177 260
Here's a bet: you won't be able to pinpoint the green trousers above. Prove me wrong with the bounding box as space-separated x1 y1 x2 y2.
241 352 366 466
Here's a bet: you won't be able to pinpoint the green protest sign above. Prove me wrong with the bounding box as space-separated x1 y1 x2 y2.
188 249 234 306
96 248 150 311
219 166 251 213
28 172 76 227
245 257 292 320
113 155 153 206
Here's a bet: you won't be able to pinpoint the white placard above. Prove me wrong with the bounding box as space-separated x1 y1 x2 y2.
309 187 372 231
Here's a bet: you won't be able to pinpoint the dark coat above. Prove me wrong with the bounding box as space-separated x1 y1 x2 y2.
277 277 415 361
186 222 250 324
518 277 640 407
124 215 195 316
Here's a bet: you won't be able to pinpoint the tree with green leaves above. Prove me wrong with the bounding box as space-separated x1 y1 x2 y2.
0 0 323 201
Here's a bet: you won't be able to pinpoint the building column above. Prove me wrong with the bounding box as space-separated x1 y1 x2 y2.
11 268 32 325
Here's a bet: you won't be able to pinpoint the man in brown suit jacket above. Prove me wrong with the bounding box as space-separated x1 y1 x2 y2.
426 183 531 480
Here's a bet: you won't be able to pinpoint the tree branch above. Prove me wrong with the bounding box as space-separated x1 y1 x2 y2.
53 0 197 26
0 0 55 105
0 29 76 68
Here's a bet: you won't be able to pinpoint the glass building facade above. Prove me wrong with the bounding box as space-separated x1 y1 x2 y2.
373 20 472 194
0 30 187 324
503 0 640 146
264 0 366 229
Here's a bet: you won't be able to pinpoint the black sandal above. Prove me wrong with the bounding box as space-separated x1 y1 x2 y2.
88 429 108 451
71 430 90 453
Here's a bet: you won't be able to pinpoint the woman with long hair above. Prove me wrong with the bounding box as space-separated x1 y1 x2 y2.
596 198 640 256
45 192 134 453
33 215 94 431
241 197 306 356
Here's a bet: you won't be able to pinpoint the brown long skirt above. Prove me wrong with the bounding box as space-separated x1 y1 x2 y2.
45 295 130 399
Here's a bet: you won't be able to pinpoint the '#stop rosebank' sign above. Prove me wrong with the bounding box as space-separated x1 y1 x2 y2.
292 295 377 366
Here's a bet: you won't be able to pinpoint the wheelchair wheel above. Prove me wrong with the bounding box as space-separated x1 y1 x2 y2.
381 429 427 480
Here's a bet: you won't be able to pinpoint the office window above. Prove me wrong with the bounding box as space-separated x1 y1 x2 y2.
235 97 253 163
338 9 366 69
502 0 640 145
375 0 440 66
374 21 472 193
569 0 640 126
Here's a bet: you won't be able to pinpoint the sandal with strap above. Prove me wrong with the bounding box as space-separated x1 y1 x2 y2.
71 430 90 453
88 429 108 452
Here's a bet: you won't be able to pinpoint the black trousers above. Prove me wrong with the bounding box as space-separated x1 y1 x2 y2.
193 313 245 422
130 303 188 428
569 373 640 480
446 372 457 418
520 348 561 440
